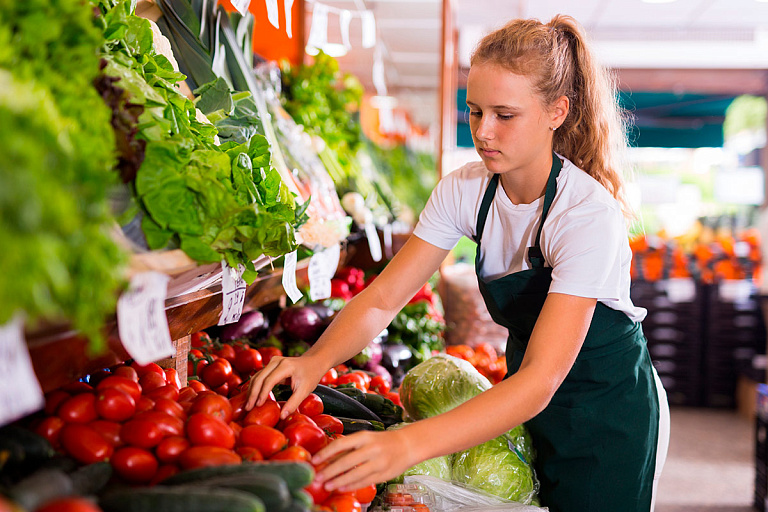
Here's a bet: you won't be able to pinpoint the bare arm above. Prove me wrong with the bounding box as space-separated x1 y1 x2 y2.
246 235 450 414
314 292 598 490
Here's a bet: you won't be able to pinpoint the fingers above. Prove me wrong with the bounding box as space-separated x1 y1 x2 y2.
245 356 286 410
313 433 384 492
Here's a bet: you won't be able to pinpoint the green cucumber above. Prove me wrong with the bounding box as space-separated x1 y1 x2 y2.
359 393 404 426
337 417 385 434
162 461 314 491
99 486 264 512
313 385 383 423
195 473 291 511
291 489 313 508
6 468 73 511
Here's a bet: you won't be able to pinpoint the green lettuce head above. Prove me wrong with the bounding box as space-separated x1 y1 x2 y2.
452 434 537 504
400 354 492 420
388 423 452 483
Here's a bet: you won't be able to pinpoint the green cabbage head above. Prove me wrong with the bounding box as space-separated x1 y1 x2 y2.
452 434 537 504
388 422 453 483
400 354 492 420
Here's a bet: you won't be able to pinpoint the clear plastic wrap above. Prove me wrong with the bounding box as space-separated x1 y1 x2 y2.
399 476 548 512
399 354 492 421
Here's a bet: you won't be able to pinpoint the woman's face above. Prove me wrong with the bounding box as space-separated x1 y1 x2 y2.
466 62 556 174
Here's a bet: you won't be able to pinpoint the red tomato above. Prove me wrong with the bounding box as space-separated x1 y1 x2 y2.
149 464 179 486
256 347 282 366
277 412 316 431
238 425 287 458
187 379 208 393
385 392 402 407
334 364 349 374
111 446 158 484
233 348 264 375
214 344 237 361
95 387 136 422
229 421 242 440
178 446 241 470
164 368 181 389
186 413 235 449
44 390 71 416
235 446 264 462
190 393 233 423
155 436 190 464
369 375 391 395
112 365 139 382
139 371 166 393
351 371 371 388
298 393 324 417
34 497 102 512
312 414 343 436
335 373 367 392
135 396 155 414
213 382 230 396
144 384 180 402
269 445 311 462
324 494 362 512
191 331 212 348
90 420 123 447
319 367 338 386
189 349 204 359
228 391 248 422
131 362 166 380
188 358 209 378
153 397 186 419
305 477 331 504
330 279 351 299
97 376 142 403
58 393 98 424
242 399 281 428
282 421 328 454
177 386 198 403
60 424 113 464
200 359 233 389
133 411 184 437
120 418 164 449
34 416 65 448
353 484 377 504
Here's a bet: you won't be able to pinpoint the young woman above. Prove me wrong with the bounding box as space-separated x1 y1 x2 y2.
247 15 670 511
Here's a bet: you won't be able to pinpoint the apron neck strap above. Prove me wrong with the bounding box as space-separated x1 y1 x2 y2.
527 153 563 267
473 173 500 243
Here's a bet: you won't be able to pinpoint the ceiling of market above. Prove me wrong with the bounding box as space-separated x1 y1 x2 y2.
307 0 768 128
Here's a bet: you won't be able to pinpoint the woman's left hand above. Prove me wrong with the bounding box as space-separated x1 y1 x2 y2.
312 428 417 492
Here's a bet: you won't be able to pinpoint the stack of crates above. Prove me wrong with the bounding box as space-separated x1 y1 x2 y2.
703 280 766 408
631 278 704 406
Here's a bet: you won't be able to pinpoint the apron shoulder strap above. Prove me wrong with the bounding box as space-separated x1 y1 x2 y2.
473 173 500 243
528 153 563 268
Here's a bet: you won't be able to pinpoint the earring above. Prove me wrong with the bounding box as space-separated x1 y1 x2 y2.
551 126 557 131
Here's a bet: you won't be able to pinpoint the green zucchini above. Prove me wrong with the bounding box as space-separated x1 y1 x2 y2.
359 393 404 426
0 425 55 474
291 489 313 508
99 486 264 512
313 385 383 423
195 473 291 511
337 417 385 434
162 461 314 491
70 461 113 496
334 386 366 402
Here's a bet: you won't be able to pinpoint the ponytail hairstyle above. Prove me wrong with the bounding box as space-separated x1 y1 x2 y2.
471 15 635 220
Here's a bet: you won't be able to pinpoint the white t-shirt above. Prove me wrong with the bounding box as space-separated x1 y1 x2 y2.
413 156 647 322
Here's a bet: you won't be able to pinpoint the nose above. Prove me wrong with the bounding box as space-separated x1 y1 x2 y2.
473 115 494 142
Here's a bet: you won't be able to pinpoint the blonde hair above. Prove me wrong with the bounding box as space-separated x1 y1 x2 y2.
471 15 634 219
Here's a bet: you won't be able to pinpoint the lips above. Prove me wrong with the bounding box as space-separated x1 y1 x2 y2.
479 148 500 157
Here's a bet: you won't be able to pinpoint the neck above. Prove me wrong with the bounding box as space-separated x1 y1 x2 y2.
498 152 554 205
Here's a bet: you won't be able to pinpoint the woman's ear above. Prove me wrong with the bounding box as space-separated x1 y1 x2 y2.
551 95 570 129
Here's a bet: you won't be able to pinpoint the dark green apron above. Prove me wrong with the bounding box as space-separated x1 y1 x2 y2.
473 155 659 511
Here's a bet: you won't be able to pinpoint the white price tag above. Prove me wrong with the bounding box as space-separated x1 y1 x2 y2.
281 251 304 304
664 278 696 303
719 279 754 303
265 0 279 29
230 0 251 15
309 244 341 301
219 262 247 326
364 222 382 262
0 316 44 427
284 0 294 38
117 272 174 366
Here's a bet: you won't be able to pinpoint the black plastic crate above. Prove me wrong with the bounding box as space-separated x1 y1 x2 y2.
656 373 702 406
756 416 768 511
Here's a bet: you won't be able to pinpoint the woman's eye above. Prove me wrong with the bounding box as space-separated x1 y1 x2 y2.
469 110 482 117
497 114 514 120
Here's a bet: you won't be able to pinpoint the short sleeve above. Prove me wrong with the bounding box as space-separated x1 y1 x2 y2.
546 202 627 300
413 171 467 250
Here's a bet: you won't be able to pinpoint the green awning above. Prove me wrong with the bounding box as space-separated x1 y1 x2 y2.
456 89 736 149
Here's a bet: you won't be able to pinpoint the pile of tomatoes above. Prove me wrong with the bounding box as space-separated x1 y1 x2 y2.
29 332 382 512
445 342 507 385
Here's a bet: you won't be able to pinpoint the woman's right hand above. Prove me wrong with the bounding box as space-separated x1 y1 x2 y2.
244 354 326 419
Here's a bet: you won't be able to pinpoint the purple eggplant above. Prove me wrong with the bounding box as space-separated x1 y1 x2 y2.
278 306 325 342
220 309 269 341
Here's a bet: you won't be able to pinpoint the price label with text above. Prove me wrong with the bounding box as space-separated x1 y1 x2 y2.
219 262 247 326
0 316 44 427
117 272 174 366
309 243 341 301
364 222 382 262
282 251 303 304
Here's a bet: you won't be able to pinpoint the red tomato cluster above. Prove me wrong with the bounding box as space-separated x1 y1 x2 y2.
32 341 380 508
445 342 507 385
329 266 366 301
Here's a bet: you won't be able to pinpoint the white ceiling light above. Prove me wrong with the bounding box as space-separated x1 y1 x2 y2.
641 0 678 3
